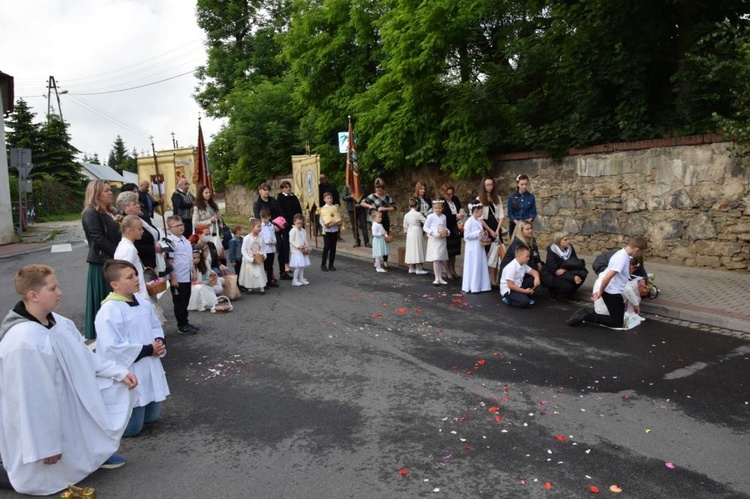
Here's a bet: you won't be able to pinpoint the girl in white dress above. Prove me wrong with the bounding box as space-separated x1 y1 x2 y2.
403 198 428 275
371 211 389 273
188 247 218 311
288 214 311 286
239 218 267 294
423 200 449 285
461 204 491 293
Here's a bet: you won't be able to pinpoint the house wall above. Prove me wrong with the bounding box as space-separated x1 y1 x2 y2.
137 147 196 210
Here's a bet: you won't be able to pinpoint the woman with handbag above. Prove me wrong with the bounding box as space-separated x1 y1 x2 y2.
360 178 396 267
477 176 505 288
439 182 464 279
541 231 588 300
82 180 121 339
192 185 222 234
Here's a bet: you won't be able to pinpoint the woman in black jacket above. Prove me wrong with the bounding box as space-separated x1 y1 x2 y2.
541 231 588 300
81 180 121 339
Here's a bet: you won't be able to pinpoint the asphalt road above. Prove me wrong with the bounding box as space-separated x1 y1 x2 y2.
0 244 748 498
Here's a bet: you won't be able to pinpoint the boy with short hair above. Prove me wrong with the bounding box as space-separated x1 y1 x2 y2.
96 260 170 437
319 192 341 271
568 236 649 328
500 244 541 308
165 215 199 334
228 224 244 276
0 265 138 495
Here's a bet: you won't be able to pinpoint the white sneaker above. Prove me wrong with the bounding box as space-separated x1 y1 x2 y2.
376 268 388 273
438 279 448 285
301 278 310 285
292 280 304 286
415 269 429 275
408 268 416 273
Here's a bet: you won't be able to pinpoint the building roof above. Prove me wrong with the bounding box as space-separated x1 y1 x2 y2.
78 162 124 182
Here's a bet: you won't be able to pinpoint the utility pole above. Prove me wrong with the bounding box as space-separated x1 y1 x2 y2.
46 76 67 121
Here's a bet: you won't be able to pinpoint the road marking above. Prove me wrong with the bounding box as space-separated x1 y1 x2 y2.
663 345 750 380
50 244 73 253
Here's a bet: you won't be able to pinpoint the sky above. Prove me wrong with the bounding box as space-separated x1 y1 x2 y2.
1 0 224 162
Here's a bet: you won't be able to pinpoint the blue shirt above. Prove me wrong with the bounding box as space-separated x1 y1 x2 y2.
507 191 537 222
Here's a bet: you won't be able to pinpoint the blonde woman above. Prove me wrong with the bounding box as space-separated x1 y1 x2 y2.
82 180 121 339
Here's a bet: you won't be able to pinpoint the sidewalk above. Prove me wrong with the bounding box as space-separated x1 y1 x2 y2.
4 222 749 335
314 231 750 335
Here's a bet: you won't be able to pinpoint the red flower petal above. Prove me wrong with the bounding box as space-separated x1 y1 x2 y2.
466 371 473 376
543 482 552 489
589 485 599 494
494 416 503 423
488 406 500 413
395 307 408 313
398 469 409 476
555 435 567 443
464 445 471 451
413 308 423 313
372 313 382 318
477 359 486 365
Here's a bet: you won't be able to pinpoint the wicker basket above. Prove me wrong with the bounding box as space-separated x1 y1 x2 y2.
212 296 233 314
385 235 394 243
252 253 265 264
146 278 167 297
301 246 310 255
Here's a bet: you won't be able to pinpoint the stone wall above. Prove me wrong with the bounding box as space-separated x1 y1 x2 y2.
225 141 750 271
380 142 749 271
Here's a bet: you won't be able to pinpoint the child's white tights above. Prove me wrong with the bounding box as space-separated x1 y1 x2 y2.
375 257 385 271
433 261 447 284
293 268 302 282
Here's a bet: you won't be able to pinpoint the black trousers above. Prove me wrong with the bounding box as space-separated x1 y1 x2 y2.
586 291 625 328
322 232 338 267
182 218 193 236
170 281 192 327
381 216 390 262
264 252 276 282
279 227 291 271
356 207 369 245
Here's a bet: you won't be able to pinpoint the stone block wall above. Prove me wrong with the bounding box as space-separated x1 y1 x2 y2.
380 142 749 271
225 141 749 271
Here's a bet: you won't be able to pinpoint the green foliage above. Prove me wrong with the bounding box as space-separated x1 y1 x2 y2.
195 0 750 181
9 176 84 219
107 135 137 173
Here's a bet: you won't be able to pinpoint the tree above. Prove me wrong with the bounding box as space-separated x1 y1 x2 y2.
34 115 85 189
5 99 43 165
108 135 136 173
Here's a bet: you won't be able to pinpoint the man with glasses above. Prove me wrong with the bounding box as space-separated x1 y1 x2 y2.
171 178 195 235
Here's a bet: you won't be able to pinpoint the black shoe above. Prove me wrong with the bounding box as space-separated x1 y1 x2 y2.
267 281 279 288
353 243 361 248
280 273 293 280
329 266 337 271
177 324 199 335
567 308 588 327
365 243 371 248
321 265 328 272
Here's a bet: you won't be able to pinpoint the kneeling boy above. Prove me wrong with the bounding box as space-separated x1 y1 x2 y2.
0 265 137 495
96 260 170 437
500 244 541 308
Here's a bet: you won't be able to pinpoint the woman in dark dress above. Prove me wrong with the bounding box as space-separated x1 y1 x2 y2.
439 182 463 279
360 178 396 266
542 231 588 300
82 180 121 339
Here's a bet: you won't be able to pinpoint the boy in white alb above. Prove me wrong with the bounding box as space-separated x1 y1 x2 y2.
568 236 648 328
0 265 138 495
500 244 540 308
96 260 170 437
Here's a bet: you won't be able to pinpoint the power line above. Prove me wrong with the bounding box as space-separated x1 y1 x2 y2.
67 70 197 96
64 94 151 137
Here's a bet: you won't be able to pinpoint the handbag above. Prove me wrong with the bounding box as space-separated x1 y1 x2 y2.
211 222 225 259
221 274 241 300
487 239 505 268
561 256 585 271
221 222 232 250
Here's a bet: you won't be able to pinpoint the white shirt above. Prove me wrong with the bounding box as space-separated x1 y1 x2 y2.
604 248 631 294
261 221 276 254
167 233 192 283
500 258 531 296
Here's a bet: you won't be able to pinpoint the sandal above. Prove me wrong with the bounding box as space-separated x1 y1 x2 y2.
382 262 390 269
